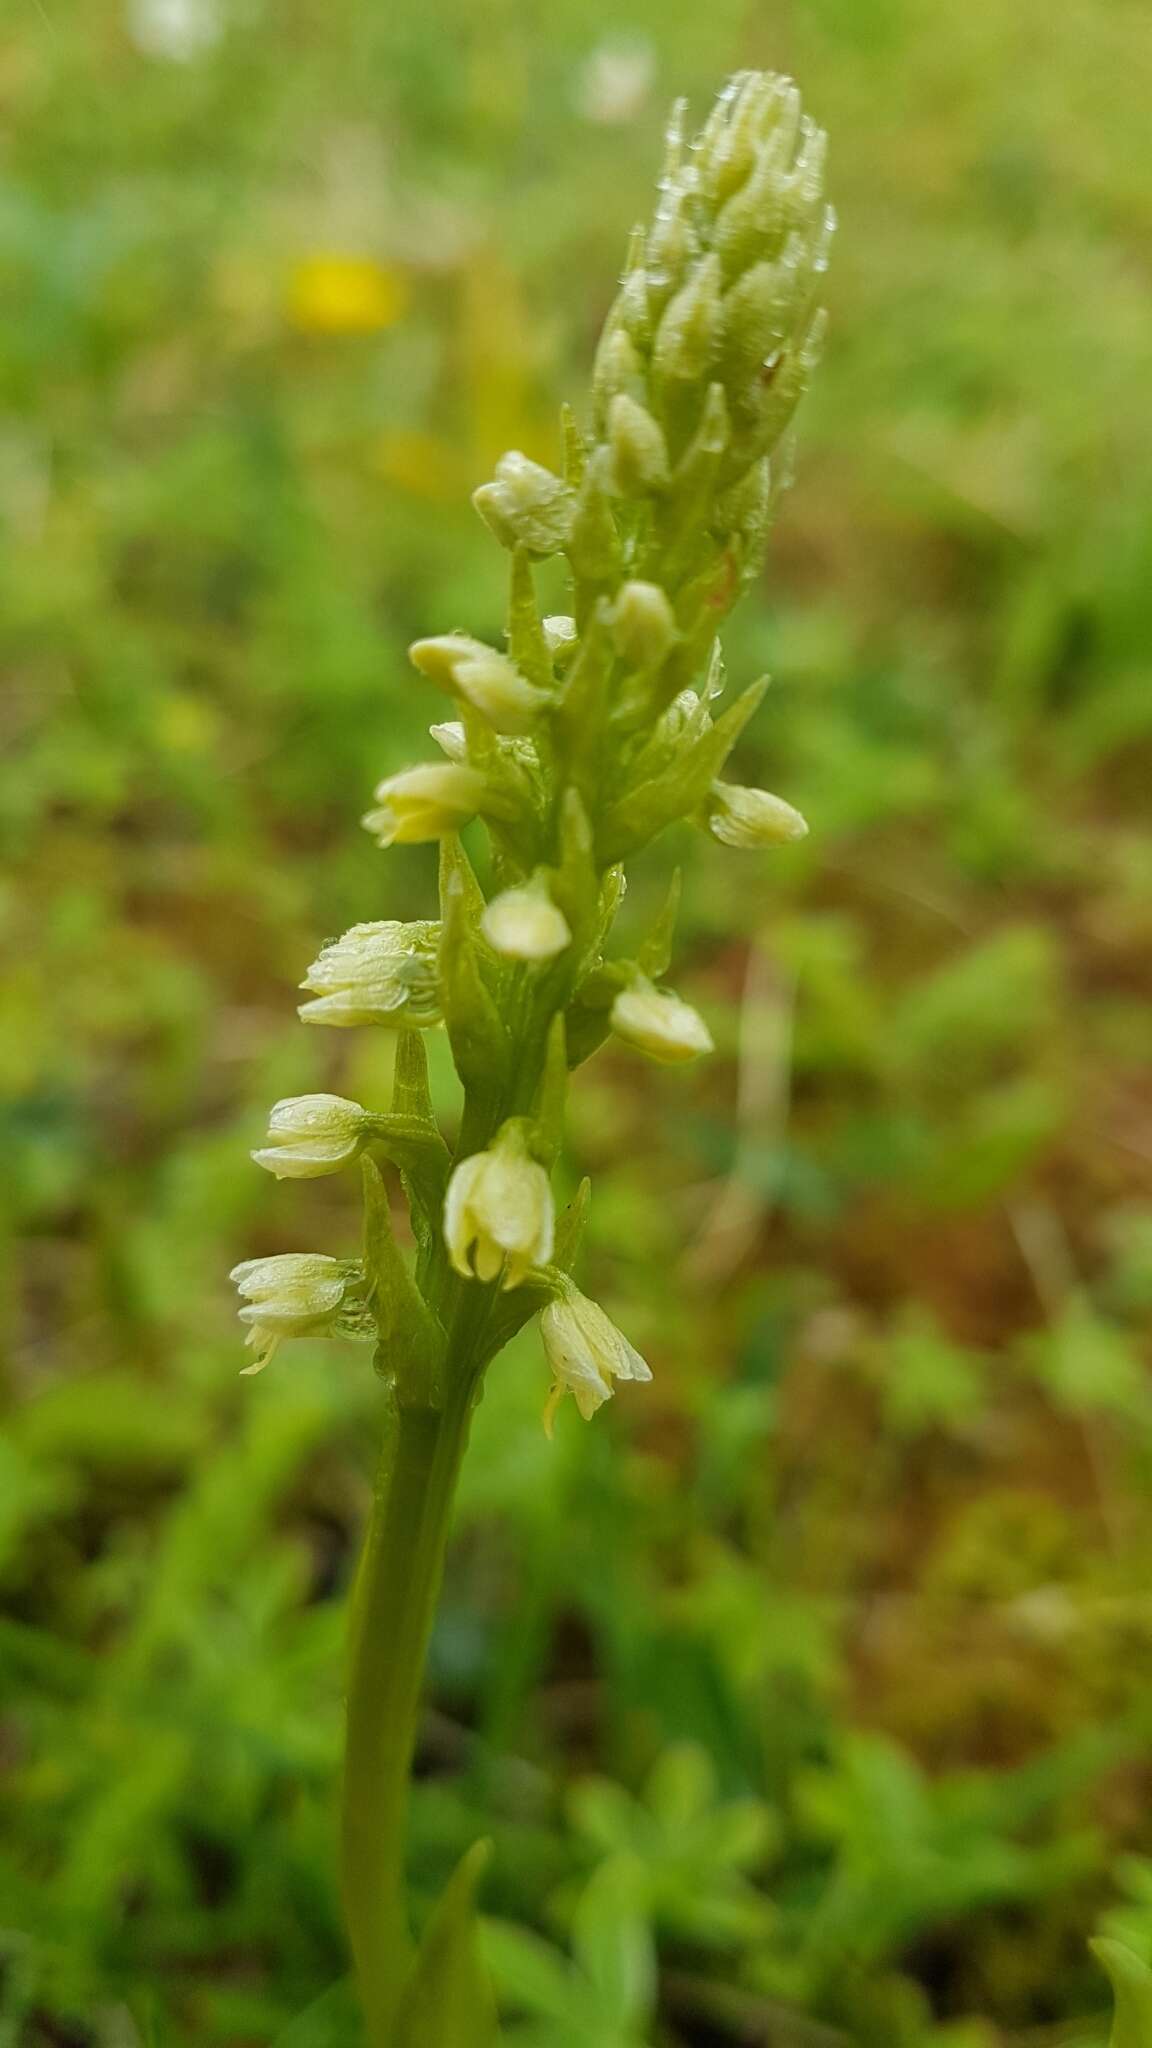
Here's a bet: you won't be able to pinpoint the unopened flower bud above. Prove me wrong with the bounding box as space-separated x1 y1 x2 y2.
251 1094 368 1178
472 451 574 557
361 763 488 846
611 977 714 1064
540 1282 652 1433
720 251 807 389
409 633 491 690
645 178 697 303
697 72 798 209
482 872 571 962
231 1253 371 1374
610 581 677 668
593 326 644 416
543 615 579 669
713 102 810 283
444 1120 555 1289
606 393 670 495
652 253 721 384
566 448 622 583
298 920 442 1028
705 781 808 848
410 635 548 735
453 653 549 734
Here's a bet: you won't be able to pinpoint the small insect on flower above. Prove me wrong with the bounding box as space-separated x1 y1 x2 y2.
230 1253 368 1374
704 780 808 847
610 977 715 1064
361 763 489 847
481 873 571 962
444 1121 555 1289
540 1285 652 1434
298 921 442 1029
251 1094 368 1179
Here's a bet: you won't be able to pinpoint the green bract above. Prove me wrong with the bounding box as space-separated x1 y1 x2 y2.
231 71 830 2046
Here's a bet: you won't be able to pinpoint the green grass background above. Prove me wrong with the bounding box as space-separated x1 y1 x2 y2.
3 0 1152 2040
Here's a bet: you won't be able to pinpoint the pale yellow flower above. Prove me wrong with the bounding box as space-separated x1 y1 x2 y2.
444 1124 554 1289
231 1253 350 1373
482 875 571 962
251 1094 368 1179
706 781 808 848
540 1286 652 1434
610 979 714 1064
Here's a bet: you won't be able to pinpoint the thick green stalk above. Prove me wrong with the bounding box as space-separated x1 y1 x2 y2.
341 1362 479 2044
341 1035 535 2041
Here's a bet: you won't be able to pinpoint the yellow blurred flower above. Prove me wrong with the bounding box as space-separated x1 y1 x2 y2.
375 430 470 501
286 254 408 336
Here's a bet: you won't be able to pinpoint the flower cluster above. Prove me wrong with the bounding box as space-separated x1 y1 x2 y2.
231 72 829 1424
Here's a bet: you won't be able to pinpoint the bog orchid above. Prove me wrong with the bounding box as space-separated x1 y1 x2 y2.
251 1093 369 1178
230 1253 370 1372
230 70 831 2044
444 1120 556 1288
298 919 442 1028
540 1282 654 1433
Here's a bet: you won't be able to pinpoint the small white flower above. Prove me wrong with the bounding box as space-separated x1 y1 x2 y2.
126 0 223 62
230 1253 364 1374
361 763 488 846
610 978 714 1064
542 615 579 670
540 1285 652 1434
482 873 571 962
429 719 467 761
705 781 808 848
444 1122 554 1289
251 1094 368 1179
298 920 441 1029
575 36 656 126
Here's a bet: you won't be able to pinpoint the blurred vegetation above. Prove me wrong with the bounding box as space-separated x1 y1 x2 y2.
2 0 1152 2042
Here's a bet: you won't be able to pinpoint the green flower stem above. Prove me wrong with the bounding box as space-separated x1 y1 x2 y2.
341 1359 480 2044
342 1032 538 2041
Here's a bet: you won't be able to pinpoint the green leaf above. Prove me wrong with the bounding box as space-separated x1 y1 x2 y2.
569 1857 656 2032
270 1978 361 2048
552 786 599 942
392 1029 436 1122
1093 1941 1152 2048
555 613 615 798
565 448 622 586
637 868 682 979
439 837 510 1096
368 1111 451 1242
553 1178 591 1273
361 1158 444 1401
534 1014 569 1166
481 1919 577 2021
506 549 551 688
599 678 768 862
392 1842 500 2048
